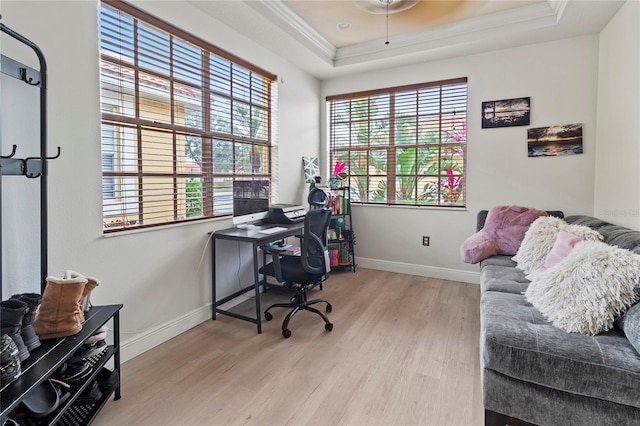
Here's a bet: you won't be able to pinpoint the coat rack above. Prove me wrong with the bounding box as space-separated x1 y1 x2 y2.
0 17 60 297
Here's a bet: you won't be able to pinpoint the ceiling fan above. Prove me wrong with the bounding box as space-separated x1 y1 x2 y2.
354 0 420 15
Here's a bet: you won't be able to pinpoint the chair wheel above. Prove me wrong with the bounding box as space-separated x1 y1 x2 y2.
282 329 292 338
264 312 272 321
326 303 332 313
325 323 333 332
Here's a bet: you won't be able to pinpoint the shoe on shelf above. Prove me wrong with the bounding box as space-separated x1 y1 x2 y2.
96 367 119 394
84 325 108 345
0 334 22 386
1 299 30 362
55 359 93 383
74 380 102 405
68 340 107 364
9 293 42 351
34 275 87 340
20 379 61 419
63 270 100 320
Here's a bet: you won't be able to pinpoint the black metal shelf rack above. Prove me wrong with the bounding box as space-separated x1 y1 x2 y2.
0 305 123 425
327 186 356 273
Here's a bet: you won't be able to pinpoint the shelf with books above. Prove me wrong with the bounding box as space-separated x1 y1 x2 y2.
327 187 356 273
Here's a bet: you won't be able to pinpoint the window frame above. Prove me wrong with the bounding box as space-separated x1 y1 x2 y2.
99 0 276 233
327 78 467 208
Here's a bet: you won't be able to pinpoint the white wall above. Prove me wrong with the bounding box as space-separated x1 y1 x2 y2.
322 35 601 281
594 0 640 229
0 0 320 361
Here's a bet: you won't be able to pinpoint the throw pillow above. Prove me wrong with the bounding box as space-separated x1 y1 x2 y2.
461 205 547 264
514 217 602 274
483 205 547 255
615 302 640 355
526 230 583 281
513 216 566 274
460 229 498 264
525 240 640 335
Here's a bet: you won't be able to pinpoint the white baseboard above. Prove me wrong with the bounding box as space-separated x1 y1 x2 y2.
119 305 211 363
356 257 480 284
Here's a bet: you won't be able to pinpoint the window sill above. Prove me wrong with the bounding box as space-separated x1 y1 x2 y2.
350 203 467 212
101 216 230 238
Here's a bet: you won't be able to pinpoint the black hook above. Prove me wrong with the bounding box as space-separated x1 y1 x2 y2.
1 145 17 159
23 147 61 178
46 146 61 160
20 67 41 86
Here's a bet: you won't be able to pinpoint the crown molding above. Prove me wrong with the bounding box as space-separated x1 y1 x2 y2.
244 0 570 69
244 0 336 65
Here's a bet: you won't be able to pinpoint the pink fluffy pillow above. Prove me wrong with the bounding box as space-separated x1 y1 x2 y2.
460 230 499 264
526 230 583 280
461 205 547 264
484 205 547 255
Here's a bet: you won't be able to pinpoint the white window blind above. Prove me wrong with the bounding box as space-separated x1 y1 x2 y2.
327 78 467 207
99 0 276 232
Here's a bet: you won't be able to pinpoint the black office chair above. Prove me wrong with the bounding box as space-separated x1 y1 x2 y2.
259 208 333 338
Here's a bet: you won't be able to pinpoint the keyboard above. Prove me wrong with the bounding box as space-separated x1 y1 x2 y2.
258 226 288 235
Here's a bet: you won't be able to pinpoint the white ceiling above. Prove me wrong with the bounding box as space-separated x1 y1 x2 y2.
187 0 626 80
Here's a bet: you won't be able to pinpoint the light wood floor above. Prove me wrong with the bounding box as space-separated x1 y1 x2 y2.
94 268 483 426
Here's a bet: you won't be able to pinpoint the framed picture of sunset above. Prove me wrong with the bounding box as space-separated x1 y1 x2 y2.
527 123 583 157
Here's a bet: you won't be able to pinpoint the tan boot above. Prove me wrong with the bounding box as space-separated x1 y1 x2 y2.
34 276 87 340
64 270 100 321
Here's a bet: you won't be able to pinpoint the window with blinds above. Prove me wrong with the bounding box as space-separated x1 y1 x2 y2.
327 78 467 207
98 0 275 232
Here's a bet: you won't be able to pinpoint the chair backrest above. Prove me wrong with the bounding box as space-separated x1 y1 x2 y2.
300 208 331 276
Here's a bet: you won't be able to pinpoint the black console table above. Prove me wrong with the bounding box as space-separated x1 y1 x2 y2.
0 304 123 425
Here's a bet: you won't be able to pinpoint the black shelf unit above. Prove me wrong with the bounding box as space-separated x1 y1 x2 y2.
327 186 356 273
0 305 123 425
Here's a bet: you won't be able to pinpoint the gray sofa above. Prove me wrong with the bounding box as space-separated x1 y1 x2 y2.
478 212 640 426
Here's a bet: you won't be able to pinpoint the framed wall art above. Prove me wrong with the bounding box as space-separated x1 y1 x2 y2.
527 123 583 157
482 97 530 128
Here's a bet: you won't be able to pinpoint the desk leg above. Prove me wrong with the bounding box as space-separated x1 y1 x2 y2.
212 238 217 320
113 310 121 400
253 244 262 333
262 249 268 294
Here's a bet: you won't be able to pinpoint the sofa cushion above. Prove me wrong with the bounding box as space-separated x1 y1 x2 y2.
565 215 640 254
480 262 529 295
483 369 640 426
479 255 517 269
481 291 640 409
616 302 640 355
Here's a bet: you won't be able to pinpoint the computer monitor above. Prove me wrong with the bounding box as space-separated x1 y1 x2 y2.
232 180 270 227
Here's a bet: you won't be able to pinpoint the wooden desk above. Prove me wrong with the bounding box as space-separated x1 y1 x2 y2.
210 222 304 333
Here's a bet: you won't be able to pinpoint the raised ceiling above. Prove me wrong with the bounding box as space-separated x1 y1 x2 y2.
188 0 626 80
283 0 541 48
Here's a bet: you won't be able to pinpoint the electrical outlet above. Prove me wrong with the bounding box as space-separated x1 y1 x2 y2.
422 236 430 246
